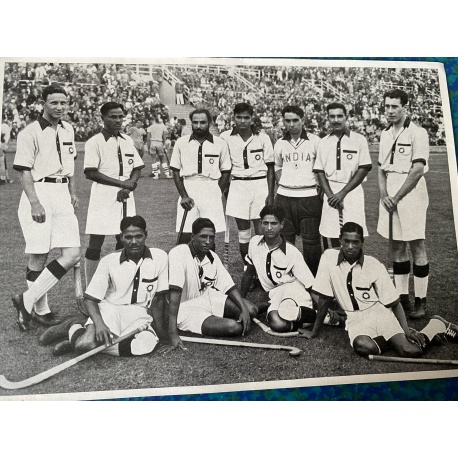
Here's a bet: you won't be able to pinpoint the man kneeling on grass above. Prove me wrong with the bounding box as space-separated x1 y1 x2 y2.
165 217 259 352
39 216 168 357
307 221 458 357
241 204 345 333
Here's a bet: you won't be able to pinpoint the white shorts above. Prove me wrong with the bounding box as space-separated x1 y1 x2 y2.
176 178 226 233
85 301 156 356
377 174 428 241
18 182 80 254
346 304 404 347
86 182 136 235
226 178 268 220
267 280 313 315
177 288 227 334
320 181 368 238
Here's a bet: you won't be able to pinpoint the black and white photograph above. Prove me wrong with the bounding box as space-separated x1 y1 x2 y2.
1 57 457 400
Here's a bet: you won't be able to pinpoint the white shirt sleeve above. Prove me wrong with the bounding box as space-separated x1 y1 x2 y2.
263 134 274 165
219 138 232 172
311 250 335 298
168 246 187 291
155 250 169 294
274 140 283 172
84 255 111 301
14 128 36 170
170 139 182 171
214 252 236 293
84 136 101 171
291 248 314 289
358 135 372 168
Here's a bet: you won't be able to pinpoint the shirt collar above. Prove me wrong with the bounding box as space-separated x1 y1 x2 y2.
384 116 411 131
230 125 260 136
337 249 365 267
282 128 309 141
102 128 125 142
189 132 214 143
258 235 287 254
328 127 350 138
188 241 214 263
37 115 64 131
119 247 152 264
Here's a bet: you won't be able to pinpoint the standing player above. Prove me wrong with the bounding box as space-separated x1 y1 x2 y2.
308 222 458 357
166 218 257 351
314 102 372 248
273 105 322 275
241 205 343 333
147 115 171 179
170 108 231 245
11 84 81 331
377 89 430 318
40 216 168 357
219 102 275 266
127 119 147 158
83 102 144 286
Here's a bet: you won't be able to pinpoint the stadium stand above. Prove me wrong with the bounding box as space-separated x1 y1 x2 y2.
2 62 445 145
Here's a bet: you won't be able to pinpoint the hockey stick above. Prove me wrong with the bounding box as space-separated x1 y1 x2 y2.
368 354 458 365
73 262 86 316
252 318 301 338
176 208 189 245
0 324 150 390
223 214 230 269
122 197 127 219
180 335 302 357
387 212 395 282
338 205 344 229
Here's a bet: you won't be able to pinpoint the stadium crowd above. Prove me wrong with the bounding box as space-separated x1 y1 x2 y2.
2 62 446 145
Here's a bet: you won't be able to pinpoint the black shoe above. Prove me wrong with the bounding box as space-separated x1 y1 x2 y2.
409 298 426 319
39 317 81 346
32 311 62 327
52 340 73 356
12 294 32 332
430 315 458 344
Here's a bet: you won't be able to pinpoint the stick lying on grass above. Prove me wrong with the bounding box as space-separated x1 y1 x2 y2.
0 324 149 391
181 335 302 357
368 354 458 365
252 318 301 338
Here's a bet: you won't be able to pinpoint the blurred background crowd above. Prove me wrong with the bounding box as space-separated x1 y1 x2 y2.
2 62 445 146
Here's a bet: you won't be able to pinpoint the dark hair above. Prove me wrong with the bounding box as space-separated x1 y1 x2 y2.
189 108 212 124
326 102 347 116
192 217 215 235
42 84 67 101
234 102 254 116
383 89 409 107
100 102 125 117
281 105 304 119
340 222 364 242
259 205 285 222
120 215 147 233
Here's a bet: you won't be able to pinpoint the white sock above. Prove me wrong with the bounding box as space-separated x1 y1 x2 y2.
414 275 429 299
162 162 170 174
420 318 446 342
68 323 84 341
394 273 409 295
27 279 51 315
23 262 66 313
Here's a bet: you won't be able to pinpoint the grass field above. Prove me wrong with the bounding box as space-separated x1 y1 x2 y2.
1 144 458 399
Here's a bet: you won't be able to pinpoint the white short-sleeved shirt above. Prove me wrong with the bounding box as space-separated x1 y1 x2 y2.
170 133 232 180
378 118 429 174
147 123 168 142
312 249 399 313
246 235 314 293
84 247 168 308
219 126 274 178
274 129 320 197
168 243 236 302
84 130 144 180
314 129 372 184
14 117 77 181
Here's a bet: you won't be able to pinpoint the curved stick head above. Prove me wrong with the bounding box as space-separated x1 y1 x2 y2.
289 348 302 357
0 375 16 390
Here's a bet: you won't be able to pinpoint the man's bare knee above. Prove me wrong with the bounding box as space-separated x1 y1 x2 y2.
268 312 292 333
353 336 379 357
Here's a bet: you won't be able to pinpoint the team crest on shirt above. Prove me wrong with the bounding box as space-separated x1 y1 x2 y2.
209 158 214 164
128 159 134 165
69 147 74 154
399 147 405 153
276 271 282 278
362 292 370 300
347 154 353 160
255 154 261 161
147 284 154 292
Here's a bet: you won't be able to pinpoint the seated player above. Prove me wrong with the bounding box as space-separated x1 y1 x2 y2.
39 216 168 357
241 205 344 333
308 221 458 357
166 217 258 351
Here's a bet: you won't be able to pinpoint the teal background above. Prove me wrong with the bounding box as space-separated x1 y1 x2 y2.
120 57 458 401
